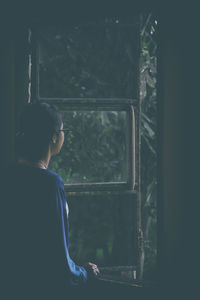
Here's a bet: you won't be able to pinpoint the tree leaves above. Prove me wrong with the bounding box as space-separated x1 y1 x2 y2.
140 13 157 279
49 110 127 183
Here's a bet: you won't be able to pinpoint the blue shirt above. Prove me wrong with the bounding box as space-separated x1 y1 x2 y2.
1 163 87 298
46 168 87 286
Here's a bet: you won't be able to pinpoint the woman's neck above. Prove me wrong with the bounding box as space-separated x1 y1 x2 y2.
18 150 51 170
18 159 48 169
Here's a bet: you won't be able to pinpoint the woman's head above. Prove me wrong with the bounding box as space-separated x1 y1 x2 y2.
16 102 64 162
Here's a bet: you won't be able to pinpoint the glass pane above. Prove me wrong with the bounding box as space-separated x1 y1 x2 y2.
37 18 139 98
68 195 137 270
48 110 127 184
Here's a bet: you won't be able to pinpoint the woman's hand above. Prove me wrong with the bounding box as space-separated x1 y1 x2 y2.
83 262 100 278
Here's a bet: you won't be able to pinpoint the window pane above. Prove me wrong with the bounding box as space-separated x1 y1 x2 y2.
48 110 127 184
68 195 137 270
37 18 139 98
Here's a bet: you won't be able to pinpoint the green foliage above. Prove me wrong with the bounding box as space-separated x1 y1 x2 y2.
39 18 139 99
96 248 104 262
49 110 127 183
140 14 158 279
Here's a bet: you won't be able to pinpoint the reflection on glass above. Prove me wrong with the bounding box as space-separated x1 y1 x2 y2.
49 110 127 184
38 18 139 98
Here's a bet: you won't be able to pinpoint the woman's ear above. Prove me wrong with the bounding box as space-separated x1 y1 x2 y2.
52 133 57 144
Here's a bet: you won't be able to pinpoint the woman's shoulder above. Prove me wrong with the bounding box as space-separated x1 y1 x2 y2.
2 163 64 188
44 168 64 187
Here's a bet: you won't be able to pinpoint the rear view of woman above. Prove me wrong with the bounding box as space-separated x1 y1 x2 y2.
1 102 99 299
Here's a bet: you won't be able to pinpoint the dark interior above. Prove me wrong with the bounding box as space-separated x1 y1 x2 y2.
0 1 199 299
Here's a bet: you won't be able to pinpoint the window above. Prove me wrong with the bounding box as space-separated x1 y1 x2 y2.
50 106 135 191
29 13 157 284
31 18 139 192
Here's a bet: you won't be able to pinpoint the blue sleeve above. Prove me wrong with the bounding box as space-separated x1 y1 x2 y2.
55 178 87 286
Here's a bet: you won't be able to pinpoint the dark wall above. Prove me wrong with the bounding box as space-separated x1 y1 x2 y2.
158 6 200 299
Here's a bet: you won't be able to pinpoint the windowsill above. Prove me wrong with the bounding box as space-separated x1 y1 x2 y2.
64 182 136 193
66 189 138 197
95 266 157 289
96 276 157 289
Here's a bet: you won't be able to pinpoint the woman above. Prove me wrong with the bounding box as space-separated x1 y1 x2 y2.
1 102 99 298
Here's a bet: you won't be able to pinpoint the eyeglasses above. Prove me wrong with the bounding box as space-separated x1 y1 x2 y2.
58 129 70 133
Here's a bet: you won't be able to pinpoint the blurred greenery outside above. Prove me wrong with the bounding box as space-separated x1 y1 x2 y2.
38 14 157 280
50 110 127 183
139 14 157 279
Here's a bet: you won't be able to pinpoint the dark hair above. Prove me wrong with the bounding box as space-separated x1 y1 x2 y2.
16 102 62 162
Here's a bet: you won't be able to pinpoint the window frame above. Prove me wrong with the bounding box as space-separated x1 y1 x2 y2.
11 11 159 287
30 26 139 193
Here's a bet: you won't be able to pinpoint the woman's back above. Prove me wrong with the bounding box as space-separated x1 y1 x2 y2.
1 163 70 299
0 103 98 298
